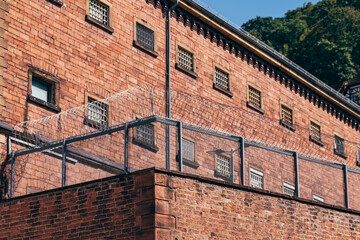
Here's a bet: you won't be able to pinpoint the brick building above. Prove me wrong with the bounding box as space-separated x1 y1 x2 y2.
0 0 360 238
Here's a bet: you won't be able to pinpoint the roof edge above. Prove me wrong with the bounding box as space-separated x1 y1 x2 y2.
175 0 360 119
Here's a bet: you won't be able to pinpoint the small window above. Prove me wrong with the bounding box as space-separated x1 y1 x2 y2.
214 68 229 91
85 95 109 128
27 68 61 112
215 154 231 180
32 77 52 103
86 0 113 33
178 47 194 72
136 23 154 51
334 135 347 158
132 18 159 58
247 85 264 114
280 104 295 131
213 66 232 97
313 195 324 203
357 148 360 166
283 182 295 197
182 138 195 162
250 168 263 189
133 123 159 152
310 121 323 146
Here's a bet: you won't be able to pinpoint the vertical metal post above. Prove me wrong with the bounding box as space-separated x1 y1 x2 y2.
124 123 129 173
294 152 300 197
344 164 349 208
7 136 11 158
62 140 67 187
231 149 235 183
240 137 245 185
10 153 15 198
178 121 183 172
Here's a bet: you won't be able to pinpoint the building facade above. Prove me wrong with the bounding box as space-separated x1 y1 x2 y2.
0 0 359 222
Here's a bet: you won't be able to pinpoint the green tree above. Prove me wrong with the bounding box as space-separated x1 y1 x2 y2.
242 0 360 90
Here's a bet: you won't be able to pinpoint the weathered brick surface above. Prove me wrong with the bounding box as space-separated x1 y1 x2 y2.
0 170 158 239
0 0 359 207
165 170 360 240
1 169 360 239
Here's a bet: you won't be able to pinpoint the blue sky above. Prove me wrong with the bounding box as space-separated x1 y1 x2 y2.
199 0 322 26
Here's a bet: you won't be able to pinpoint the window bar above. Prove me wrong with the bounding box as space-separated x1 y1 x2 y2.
344 164 349 208
62 140 67 187
231 149 235 183
178 121 183 172
240 137 245 185
294 152 300 197
124 123 129 173
10 152 15 198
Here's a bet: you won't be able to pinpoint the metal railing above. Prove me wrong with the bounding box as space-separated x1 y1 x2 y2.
7 115 360 210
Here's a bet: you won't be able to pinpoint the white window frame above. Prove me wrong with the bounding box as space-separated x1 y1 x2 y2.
250 168 263 189
313 195 324 203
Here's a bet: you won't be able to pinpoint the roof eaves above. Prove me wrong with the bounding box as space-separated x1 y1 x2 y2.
180 0 360 116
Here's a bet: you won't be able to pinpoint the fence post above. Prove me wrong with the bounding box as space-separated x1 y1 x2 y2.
62 140 67 187
7 136 11 158
294 152 300 197
178 121 183 172
231 149 235 183
10 152 15 198
344 164 349 208
240 137 245 185
124 123 129 173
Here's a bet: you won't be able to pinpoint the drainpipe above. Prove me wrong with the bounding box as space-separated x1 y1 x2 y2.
166 0 179 170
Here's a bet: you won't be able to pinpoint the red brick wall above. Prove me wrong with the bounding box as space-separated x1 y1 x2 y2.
1 169 360 239
162 170 360 240
1 0 360 201
0 170 159 239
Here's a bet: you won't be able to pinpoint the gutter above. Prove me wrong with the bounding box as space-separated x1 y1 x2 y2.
174 0 360 120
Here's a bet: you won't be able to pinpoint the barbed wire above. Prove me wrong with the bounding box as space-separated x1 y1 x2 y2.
14 85 359 166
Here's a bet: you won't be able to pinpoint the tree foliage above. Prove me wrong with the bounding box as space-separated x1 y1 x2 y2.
242 0 360 90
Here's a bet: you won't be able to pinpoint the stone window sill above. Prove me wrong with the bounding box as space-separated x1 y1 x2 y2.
133 41 158 58
214 170 232 182
175 63 198 79
83 117 108 129
47 0 64 7
213 84 233 98
85 15 114 34
280 119 296 132
247 102 265 115
309 136 324 147
27 95 61 113
133 138 159 153
334 149 347 159
176 156 199 169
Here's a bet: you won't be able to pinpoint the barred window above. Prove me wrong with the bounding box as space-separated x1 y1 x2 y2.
250 168 263 189
281 105 293 125
283 183 295 197
89 0 110 26
334 135 345 154
310 121 321 142
178 47 194 72
313 195 324 203
136 124 155 146
214 67 230 92
87 97 108 127
215 154 231 178
136 23 155 51
248 86 262 108
182 138 195 162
